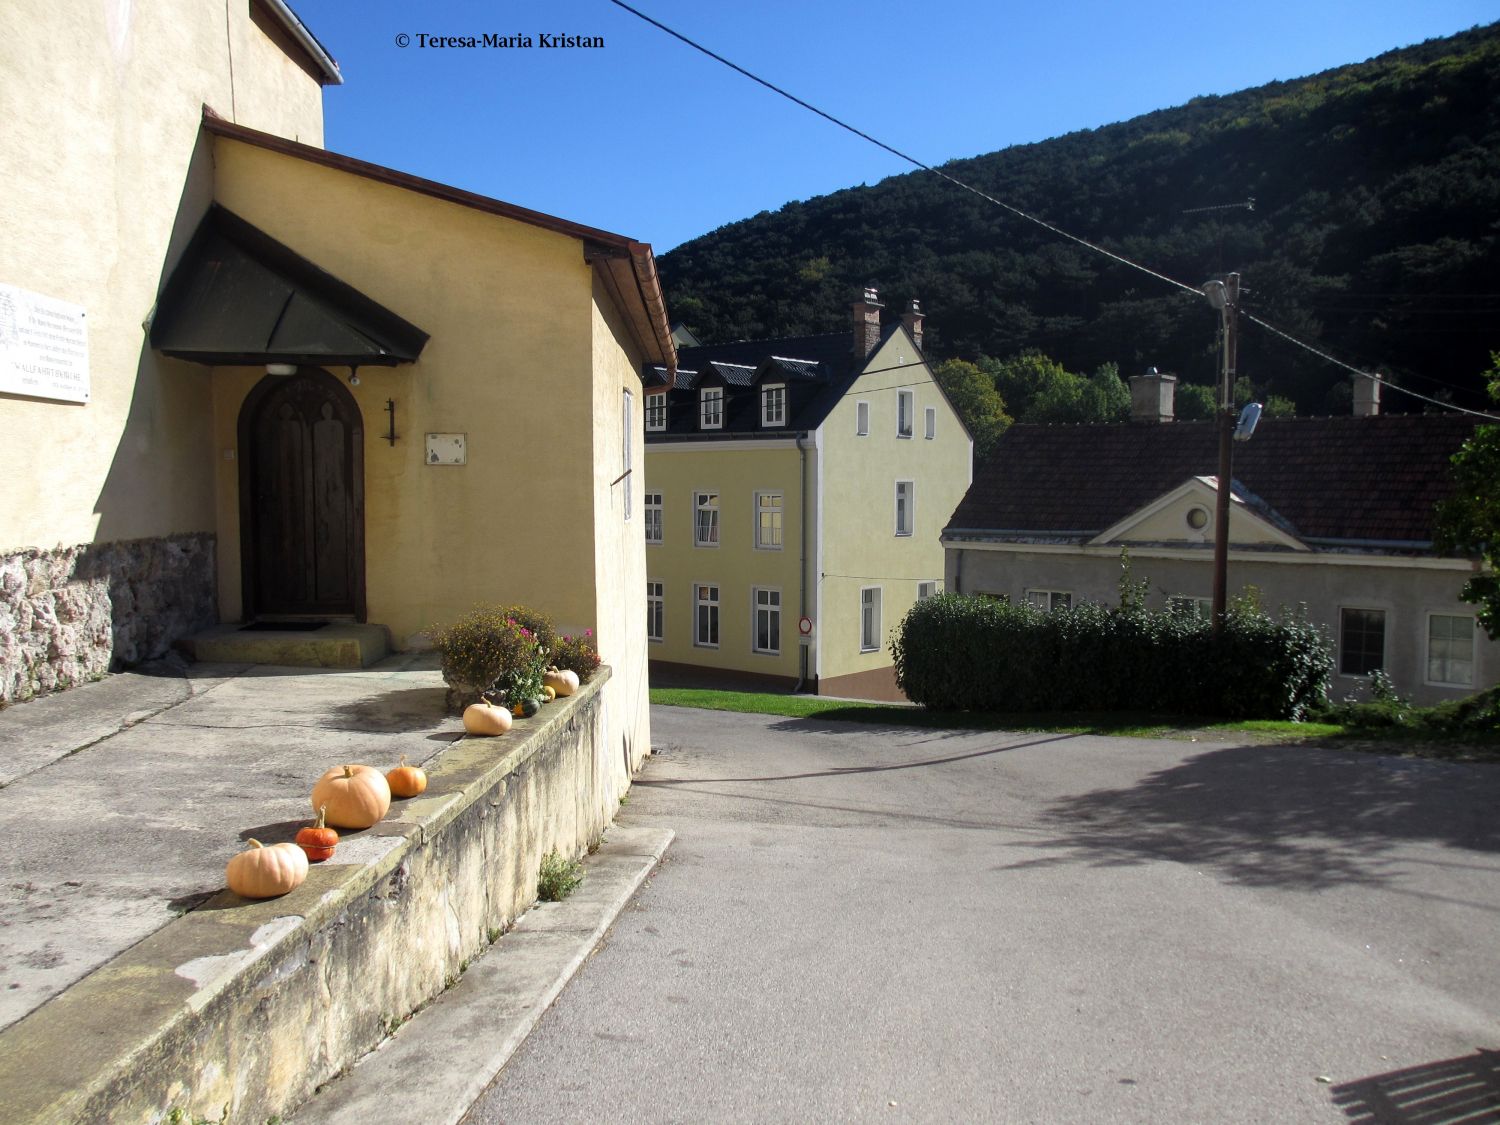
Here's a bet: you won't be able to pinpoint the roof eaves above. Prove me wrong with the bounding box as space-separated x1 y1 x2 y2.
256 0 343 85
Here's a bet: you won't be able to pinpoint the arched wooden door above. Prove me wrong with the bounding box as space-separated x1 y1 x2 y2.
238 369 365 620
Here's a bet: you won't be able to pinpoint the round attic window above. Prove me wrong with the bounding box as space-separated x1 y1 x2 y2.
1186 506 1210 530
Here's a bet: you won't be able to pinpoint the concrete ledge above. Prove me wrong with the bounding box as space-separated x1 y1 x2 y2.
290 824 673 1125
0 668 623 1125
184 623 390 668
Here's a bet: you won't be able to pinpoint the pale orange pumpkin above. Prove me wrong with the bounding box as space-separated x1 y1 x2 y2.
387 755 428 798
543 668 579 697
311 764 391 829
226 839 309 899
463 699 512 736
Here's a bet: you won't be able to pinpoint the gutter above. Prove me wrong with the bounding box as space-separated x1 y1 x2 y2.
259 0 343 85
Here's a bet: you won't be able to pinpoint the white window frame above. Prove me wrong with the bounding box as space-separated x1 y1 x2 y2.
694 582 720 648
924 406 936 440
645 391 667 432
752 586 782 655
1425 611 1475 688
1338 606 1388 678
753 490 784 551
856 400 870 436
897 390 914 438
860 586 882 653
1166 594 1211 619
918 581 939 600
693 490 720 548
761 383 786 427
646 580 664 643
622 389 633 519
644 492 663 545
699 386 724 430
894 480 914 537
1025 588 1073 612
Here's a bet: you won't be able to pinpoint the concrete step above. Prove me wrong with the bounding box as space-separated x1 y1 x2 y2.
183 623 390 668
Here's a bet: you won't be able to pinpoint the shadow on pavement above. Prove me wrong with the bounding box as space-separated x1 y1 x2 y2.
1001 743 1500 892
322 687 450 733
1332 1048 1500 1123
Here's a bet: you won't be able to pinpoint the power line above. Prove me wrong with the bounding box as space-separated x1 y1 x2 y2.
611 0 1495 418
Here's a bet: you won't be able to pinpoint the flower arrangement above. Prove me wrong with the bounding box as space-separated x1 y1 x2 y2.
550 629 601 682
434 605 551 708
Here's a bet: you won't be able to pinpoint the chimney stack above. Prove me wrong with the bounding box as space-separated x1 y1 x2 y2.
852 286 883 359
901 298 924 352
1353 372 1381 417
1129 367 1177 423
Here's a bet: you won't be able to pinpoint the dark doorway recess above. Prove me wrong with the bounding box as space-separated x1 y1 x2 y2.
238 369 366 622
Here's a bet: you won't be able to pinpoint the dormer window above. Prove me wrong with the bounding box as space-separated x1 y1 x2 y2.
761 383 786 427
646 391 667 432
700 387 723 429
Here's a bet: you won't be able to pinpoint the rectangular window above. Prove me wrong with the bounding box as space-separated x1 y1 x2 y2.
622 389 633 519
761 384 786 427
924 406 936 440
694 491 719 547
645 391 667 432
1427 614 1474 686
1025 589 1073 612
753 587 782 655
856 400 869 436
695 583 720 648
754 491 783 550
1339 607 1386 676
860 586 882 652
644 492 663 544
897 390 914 438
700 387 723 429
894 480 914 536
646 580 664 642
1166 595 1211 619
918 581 938 600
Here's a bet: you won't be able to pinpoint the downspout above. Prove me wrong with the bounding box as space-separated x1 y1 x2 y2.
793 432 809 693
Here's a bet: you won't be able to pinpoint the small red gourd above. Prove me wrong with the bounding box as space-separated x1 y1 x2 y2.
226 839 308 899
296 805 339 862
387 755 428 799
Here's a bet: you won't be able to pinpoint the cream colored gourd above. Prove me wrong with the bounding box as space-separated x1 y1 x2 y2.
226 839 309 899
543 668 579 697
310 764 391 829
463 700 512 736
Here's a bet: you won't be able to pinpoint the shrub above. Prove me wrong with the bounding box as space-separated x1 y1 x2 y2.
891 593 1331 720
434 604 549 703
551 630 601 682
537 850 584 901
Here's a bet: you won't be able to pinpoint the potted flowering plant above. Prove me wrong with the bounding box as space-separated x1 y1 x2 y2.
434 604 555 712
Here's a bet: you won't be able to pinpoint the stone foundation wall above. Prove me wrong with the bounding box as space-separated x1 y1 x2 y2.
0 535 216 705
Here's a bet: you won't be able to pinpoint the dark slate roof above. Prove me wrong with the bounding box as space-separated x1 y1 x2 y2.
647 331 873 440
946 414 1485 545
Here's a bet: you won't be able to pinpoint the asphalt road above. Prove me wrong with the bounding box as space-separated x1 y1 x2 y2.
469 707 1500 1124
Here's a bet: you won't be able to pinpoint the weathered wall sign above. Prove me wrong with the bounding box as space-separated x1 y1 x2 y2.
0 282 91 403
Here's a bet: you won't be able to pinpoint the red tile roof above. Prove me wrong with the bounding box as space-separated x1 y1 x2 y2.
946 414 1486 545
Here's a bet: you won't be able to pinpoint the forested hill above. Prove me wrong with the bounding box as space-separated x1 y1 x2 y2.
658 23 1500 413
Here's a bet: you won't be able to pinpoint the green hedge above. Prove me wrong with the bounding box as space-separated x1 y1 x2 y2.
891 594 1331 720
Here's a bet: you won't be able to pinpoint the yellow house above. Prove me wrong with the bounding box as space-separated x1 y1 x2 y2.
0 0 673 768
644 289 972 700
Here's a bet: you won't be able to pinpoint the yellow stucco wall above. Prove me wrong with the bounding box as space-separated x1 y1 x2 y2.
210 139 600 645
819 330 973 680
643 444 807 680
0 0 324 552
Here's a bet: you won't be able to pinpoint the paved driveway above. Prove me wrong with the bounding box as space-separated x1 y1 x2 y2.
472 707 1500 1124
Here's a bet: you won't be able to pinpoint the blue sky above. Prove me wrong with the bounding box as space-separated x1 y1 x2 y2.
294 0 1498 252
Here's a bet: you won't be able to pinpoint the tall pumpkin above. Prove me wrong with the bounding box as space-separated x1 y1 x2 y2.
311 764 391 829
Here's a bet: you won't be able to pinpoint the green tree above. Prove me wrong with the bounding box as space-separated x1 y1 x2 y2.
1434 354 1500 638
1176 383 1217 420
932 358 1012 463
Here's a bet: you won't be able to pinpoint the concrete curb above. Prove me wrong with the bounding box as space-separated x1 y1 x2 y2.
289 824 674 1125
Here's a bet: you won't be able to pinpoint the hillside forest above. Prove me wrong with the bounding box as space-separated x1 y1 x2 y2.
659 23 1500 419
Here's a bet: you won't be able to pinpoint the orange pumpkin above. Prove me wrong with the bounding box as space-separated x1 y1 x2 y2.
463 700 512 736
311 764 391 829
227 839 309 899
296 806 339 862
543 668 579 698
387 755 428 799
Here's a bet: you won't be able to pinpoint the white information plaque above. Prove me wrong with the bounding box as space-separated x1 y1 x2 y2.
0 282 91 403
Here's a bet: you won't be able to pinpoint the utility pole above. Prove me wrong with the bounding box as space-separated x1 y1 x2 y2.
1202 272 1239 635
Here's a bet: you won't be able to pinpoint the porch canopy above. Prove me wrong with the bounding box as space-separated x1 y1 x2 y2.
150 204 429 367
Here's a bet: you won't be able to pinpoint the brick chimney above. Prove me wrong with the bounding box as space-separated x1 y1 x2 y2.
901 298 924 352
1129 368 1177 423
852 286 883 360
1353 372 1381 417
